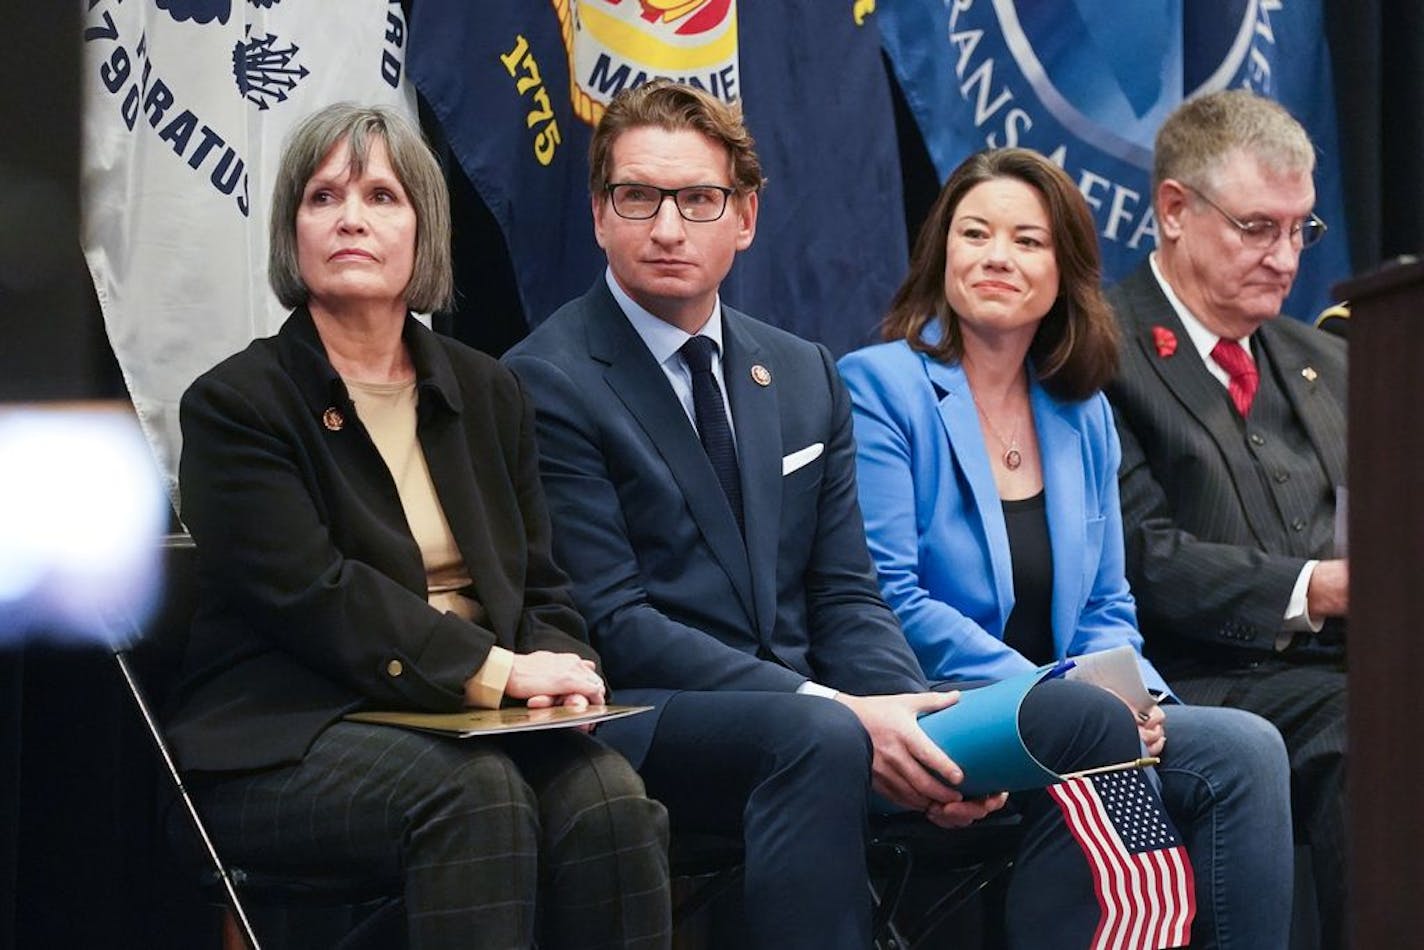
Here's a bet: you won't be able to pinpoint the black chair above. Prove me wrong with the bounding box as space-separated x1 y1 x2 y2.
668 832 745 928
869 811 1022 950
113 532 402 950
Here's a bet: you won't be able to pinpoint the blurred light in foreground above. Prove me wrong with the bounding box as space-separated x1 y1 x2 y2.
0 403 167 647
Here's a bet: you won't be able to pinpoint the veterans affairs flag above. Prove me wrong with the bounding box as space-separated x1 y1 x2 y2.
880 0 1351 322
81 0 416 495
1049 767 1196 949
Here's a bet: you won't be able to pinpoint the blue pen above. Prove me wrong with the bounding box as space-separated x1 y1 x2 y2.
1046 658 1077 679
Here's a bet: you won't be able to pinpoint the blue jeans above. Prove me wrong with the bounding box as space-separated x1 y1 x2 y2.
1154 704 1293 949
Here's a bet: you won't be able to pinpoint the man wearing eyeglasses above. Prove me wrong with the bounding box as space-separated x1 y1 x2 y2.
1105 88 1347 947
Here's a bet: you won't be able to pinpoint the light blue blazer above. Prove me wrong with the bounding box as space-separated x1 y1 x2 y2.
838 338 1168 693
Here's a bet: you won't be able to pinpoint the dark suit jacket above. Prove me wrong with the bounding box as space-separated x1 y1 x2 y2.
169 308 595 773
504 280 926 767
1105 261 1347 674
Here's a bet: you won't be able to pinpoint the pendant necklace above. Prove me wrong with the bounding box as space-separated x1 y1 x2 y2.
971 395 1022 471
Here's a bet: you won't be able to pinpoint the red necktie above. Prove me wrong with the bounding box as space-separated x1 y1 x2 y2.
1210 338 1259 417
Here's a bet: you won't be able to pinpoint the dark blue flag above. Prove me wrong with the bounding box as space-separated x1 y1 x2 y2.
408 2 601 326
724 2 908 353
408 1 907 354
879 0 1351 321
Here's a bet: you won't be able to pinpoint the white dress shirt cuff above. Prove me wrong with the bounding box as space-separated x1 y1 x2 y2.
1279 560 1325 649
797 680 840 700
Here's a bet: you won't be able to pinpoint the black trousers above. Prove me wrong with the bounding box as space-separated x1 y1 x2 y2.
187 721 671 950
639 678 1145 950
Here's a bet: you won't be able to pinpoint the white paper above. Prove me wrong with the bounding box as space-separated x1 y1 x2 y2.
1064 644 1155 715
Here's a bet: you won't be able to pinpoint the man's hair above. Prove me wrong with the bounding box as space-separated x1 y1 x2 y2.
882 147 1118 401
588 79 765 199
269 103 454 314
1153 89 1315 200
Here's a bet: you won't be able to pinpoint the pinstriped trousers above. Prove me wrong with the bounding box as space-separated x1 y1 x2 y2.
190 721 671 950
1171 658 1347 950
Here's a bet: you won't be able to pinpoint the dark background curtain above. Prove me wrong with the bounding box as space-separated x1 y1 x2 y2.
2 3 1419 946
1327 0 1424 270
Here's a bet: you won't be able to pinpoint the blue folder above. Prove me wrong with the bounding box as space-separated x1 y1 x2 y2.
874 663 1065 809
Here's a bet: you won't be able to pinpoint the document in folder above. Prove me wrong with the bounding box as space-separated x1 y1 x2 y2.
345 704 651 737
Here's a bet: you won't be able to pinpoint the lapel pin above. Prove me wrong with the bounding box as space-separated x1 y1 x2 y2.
1301 366 1318 383
322 407 345 431
750 364 772 387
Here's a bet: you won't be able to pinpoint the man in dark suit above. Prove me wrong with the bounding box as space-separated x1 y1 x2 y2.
1105 89 1348 947
507 80 1185 950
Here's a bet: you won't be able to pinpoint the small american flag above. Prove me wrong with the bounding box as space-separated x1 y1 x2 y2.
1049 767 1196 949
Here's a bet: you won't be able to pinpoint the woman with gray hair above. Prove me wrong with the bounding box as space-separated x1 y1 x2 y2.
167 103 671 949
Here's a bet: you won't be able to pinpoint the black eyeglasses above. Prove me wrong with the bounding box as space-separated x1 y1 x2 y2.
1182 183 1327 250
605 183 735 222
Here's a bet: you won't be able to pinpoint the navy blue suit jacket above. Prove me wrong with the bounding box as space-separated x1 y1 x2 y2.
504 280 926 767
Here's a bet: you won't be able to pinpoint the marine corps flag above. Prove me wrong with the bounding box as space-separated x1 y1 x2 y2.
81 0 416 493
879 0 1351 321
408 0 907 355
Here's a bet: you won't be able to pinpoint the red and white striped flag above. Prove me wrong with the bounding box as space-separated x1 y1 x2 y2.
1049 767 1196 949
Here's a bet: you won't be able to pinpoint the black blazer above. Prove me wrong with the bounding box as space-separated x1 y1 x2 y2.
504 281 926 768
1105 262 1347 672
168 308 596 772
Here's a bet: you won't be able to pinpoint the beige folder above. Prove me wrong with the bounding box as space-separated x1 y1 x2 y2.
345 704 651 737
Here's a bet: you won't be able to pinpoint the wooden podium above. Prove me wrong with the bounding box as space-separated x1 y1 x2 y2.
1336 257 1424 947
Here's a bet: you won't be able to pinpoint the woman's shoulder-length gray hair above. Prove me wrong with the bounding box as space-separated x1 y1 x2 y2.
268 102 454 314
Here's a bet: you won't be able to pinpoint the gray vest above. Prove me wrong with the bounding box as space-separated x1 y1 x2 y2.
1229 339 1338 560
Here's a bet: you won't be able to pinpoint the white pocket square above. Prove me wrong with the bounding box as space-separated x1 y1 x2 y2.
781 442 824 476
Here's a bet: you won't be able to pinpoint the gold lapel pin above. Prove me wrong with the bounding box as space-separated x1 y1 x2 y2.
750 364 772 387
1301 366 1318 383
322 407 345 431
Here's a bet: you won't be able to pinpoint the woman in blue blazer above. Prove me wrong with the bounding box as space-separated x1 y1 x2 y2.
840 148 1293 949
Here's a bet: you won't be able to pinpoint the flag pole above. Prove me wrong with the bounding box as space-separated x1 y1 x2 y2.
1060 756 1160 781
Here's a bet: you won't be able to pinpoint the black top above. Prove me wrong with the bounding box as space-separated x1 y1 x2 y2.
1000 490 1054 666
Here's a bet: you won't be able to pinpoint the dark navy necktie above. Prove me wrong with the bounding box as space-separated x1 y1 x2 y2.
679 335 743 532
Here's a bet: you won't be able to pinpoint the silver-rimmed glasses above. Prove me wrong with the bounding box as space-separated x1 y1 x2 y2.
1182 182 1327 250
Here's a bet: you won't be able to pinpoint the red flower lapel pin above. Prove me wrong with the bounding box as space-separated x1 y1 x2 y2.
1151 325 1178 359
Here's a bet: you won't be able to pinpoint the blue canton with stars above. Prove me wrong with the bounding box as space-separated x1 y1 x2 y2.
1092 768 1181 854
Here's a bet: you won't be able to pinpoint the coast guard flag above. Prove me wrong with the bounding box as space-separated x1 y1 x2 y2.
1049 768 1196 950
879 0 1351 321
408 0 906 355
81 0 416 495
